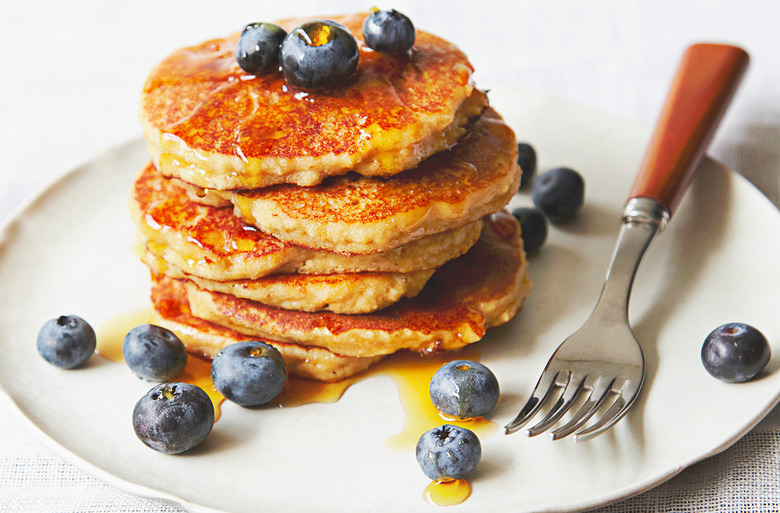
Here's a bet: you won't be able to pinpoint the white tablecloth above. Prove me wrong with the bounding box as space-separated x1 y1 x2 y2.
1 1 778 511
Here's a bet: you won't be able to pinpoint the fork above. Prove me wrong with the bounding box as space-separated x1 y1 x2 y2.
505 43 750 442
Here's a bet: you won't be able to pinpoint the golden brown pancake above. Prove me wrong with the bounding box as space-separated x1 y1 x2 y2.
140 13 482 190
150 275 382 382
145 252 435 314
184 212 532 358
214 108 520 254
130 163 482 281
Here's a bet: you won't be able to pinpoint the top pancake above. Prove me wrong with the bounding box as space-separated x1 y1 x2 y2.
140 13 480 190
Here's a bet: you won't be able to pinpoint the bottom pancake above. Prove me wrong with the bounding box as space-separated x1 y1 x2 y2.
184 212 532 358
150 275 383 382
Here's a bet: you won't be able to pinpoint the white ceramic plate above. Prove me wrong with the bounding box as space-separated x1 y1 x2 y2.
1 87 778 513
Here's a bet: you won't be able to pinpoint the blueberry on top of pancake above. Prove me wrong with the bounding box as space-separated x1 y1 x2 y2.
140 13 482 190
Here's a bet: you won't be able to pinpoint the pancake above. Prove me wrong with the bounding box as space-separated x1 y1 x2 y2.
150 275 382 382
214 108 520 254
184 212 531 358
140 13 482 190
130 163 482 281
145 252 435 314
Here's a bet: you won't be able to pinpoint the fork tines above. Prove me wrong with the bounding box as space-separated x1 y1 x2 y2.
504 370 640 442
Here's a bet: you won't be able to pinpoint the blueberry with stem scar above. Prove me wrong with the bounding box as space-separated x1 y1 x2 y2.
37 315 96 369
280 20 359 90
702 322 770 383
132 382 214 454
416 424 482 480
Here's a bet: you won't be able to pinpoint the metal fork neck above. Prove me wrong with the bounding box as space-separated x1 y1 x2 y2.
622 197 670 229
590 198 670 323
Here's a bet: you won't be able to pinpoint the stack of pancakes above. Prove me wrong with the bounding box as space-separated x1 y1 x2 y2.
130 13 532 382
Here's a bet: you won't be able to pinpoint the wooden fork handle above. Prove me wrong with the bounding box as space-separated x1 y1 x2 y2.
628 43 749 216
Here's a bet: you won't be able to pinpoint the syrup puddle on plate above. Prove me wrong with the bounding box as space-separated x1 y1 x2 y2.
96 310 356 420
424 478 472 506
98 310 494 506
95 307 151 362
370 350 498 451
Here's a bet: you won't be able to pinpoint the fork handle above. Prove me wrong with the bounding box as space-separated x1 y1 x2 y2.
628 43 749 217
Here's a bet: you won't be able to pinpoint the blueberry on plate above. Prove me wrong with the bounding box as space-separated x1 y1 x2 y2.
701 322 771 383
123 324 188 381
235 22 287 74
280 19 359 90
210 341 287 407
511 207 548 254
430 360 499 419
37 315 96 369
362 8 416 54
133 382 214 454
416 424 481 480
531 167 585 223
516 142 537 189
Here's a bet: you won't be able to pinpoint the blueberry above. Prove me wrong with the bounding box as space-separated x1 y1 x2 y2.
132 382 214 454
123 324 187 381
362 8 416 54
531 167 585 223
701 323 771 383
235 22 287 74
430 360 499 419
37 315 96 369
511 207 548 254
516 142 537 189
210 341 287 407
416 424 481 480
280 20 359 90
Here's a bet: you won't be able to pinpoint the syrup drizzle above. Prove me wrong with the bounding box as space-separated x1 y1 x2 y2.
373 350 497 451
424 478 472 506
96 309 229 420
95 308 152 362
96 310 356 420
174 355 225 421
97 309 491 505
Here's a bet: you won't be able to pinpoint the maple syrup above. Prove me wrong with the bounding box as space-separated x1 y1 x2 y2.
297 22 333 47
98 309 494 506
141 13 475 182
424 478 472 506
97 309 227 420
373 350 497 451
271 377 355 407
173 355 225 421
95 308 152 362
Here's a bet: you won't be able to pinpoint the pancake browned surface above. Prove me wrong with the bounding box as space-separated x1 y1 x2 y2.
146 254 435 314
221 108 520 254
132 11 531 381
184 212 532 358
140 13 482 190
150 274 383 382
130 163 482 281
